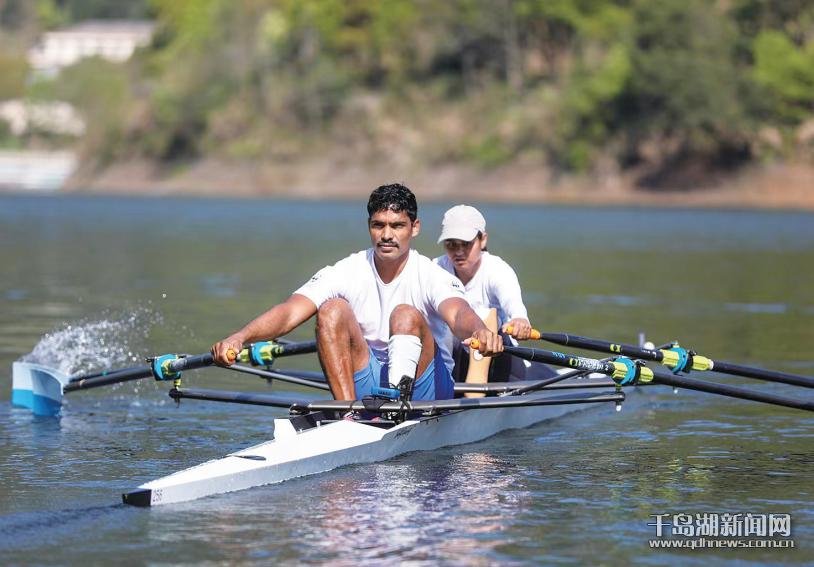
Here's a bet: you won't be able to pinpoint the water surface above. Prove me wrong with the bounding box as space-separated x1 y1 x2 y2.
1 195 812 565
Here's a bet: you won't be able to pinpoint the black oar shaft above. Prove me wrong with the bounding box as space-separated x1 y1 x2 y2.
538 332 814 389
64 366 153 392
276 340 318 356
709 360 814 389
63 354 215 392
540 333 663 362
62 340 318 394
68 365 148 384
651 367 814 412
502 345 617 376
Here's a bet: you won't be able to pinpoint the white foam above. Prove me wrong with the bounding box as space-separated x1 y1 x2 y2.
20 307 164 376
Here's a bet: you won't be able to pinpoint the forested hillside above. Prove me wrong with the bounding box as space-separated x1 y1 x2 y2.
2 0 813 194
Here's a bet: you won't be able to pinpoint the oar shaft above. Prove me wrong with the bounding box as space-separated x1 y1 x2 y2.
537 332 814 389
539 332 663 362
708 360 814 389
501 345 617 376
68 365 148 384
276 340 318 356
63 354 216 392
64 366 152 392
651 367 814 412
62 340 319 394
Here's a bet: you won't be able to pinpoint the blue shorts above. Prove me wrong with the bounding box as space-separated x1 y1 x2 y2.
353 345 454 401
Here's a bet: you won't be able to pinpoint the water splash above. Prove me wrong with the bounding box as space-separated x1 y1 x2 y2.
20 307 164 376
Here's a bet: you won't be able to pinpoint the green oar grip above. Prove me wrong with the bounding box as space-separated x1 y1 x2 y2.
660 349 713 372
237 341 283 366
610 358 654 385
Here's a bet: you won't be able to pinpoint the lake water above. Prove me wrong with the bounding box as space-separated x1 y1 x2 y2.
1 194 813 565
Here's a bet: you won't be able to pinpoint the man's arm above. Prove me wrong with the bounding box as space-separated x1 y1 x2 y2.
438 297 503 356
491 258 533 340
211 294 318 365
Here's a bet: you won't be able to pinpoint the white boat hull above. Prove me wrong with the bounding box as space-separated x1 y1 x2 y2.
123 388 614 506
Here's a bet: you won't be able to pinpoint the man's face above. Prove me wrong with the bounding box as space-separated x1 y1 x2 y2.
443 234 486 274
368 209 420 263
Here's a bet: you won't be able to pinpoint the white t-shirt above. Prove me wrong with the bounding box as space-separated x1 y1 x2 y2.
434 251 528 326
294 249 466 372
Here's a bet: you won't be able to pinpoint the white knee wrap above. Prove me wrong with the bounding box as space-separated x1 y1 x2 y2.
387 334 422 386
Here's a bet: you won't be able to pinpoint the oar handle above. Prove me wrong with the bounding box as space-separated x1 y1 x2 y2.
505 325 541 340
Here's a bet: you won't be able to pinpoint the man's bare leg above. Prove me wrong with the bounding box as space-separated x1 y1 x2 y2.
315 299 369 400
388 304 436 382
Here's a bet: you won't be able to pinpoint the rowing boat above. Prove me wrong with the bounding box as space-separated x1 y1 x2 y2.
11 332 814 508
122 382 621 507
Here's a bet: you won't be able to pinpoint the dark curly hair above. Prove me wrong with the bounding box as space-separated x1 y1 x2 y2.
367 183 418 222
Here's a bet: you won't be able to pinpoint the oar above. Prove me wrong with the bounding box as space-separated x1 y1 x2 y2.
649 366 814 412
11 339 317 416
526 331 814 389
486 341 814 413
68 365 148 384
469 339 654 387
64 340 317 393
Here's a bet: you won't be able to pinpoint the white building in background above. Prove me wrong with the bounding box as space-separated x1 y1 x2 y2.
28 20 154 76
0 21 154 191
0 150 77 191
0 100 85 136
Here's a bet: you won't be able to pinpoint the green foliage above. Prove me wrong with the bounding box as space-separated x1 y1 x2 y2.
626 0 749 144
45 58 132 161
59 0 153 21
553 42 632 170
36 0 67 29
753 30 814 121
12 0 814 179
465 135 515 168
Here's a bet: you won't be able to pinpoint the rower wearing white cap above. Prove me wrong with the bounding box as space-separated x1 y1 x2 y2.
434 204 556 382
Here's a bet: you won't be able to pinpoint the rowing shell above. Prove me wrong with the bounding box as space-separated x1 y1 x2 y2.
122 385 620 507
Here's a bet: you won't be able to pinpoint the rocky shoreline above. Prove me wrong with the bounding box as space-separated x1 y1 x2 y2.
53 157 814 211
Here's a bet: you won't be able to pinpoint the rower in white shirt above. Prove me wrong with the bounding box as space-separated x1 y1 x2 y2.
434 204 556 383
211 185 503 407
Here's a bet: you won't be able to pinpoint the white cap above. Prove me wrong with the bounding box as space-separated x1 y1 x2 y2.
437 205 486 243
